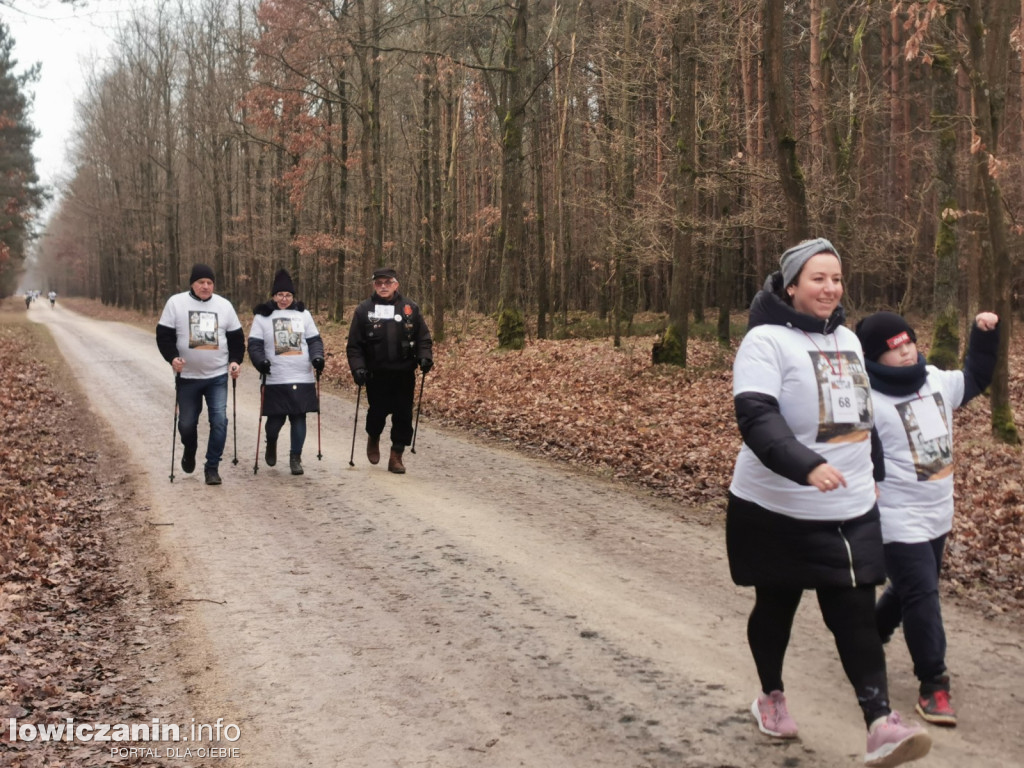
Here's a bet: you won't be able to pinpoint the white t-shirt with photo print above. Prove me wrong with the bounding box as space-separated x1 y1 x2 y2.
730 324 877 521
157 291 242 379
248 308 319 385
871 366 966 543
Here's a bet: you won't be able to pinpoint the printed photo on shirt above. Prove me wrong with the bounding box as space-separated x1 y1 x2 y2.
188 310 219 350
895 393 953 481
810 350 873 444
273 317 304 356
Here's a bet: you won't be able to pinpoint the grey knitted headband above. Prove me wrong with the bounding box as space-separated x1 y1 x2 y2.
780 238 841 287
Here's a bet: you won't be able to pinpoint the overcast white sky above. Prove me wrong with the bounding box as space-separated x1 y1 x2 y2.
4 0 137 200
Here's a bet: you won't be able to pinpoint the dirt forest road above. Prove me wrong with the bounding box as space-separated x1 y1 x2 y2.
30 306 1024 768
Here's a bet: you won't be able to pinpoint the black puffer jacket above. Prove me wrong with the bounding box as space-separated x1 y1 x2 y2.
346 292 432 375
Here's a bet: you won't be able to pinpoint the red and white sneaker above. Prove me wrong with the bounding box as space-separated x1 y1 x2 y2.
751 690 798 738
864 711 932 767
916 687 957 727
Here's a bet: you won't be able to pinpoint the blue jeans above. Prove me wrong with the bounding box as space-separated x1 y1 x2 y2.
265 414 307 456
876 535 948 685
177 374 228 469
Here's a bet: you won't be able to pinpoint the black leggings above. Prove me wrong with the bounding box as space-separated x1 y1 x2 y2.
265 413 307 455
748 584 890 727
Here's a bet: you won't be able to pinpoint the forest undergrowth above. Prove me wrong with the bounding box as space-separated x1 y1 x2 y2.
0 305 175 766
57 298 1024 615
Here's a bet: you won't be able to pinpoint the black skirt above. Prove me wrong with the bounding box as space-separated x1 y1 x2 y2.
262 382 319 416
726 492 886 589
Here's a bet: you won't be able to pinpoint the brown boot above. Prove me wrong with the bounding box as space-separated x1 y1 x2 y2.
366 434 380 464
387 448 406 474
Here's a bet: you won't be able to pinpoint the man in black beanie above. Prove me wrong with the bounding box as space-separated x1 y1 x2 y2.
156 264 245 485
346 268 433 473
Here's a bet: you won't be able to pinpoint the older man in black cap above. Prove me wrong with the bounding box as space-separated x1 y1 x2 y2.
156 264 244 485
346 267 433 473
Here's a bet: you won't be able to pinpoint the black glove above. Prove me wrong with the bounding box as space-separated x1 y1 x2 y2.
312 357 325 374
353 368 368 386
418 358 433 374
256 359 271 375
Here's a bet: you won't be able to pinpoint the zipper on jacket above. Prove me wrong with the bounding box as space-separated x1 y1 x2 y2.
837 526 857 586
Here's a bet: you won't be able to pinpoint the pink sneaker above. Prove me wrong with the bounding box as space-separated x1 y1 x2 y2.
864 711 932 767
751 690 798 738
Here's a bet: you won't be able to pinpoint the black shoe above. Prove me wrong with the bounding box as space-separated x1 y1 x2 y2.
290 453 303 475
181 446 196 473
204 466 222 485
265 439 277 467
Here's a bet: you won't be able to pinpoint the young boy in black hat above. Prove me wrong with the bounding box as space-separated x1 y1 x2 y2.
855 309 999 727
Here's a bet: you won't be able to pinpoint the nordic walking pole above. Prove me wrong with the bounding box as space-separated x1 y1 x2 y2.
170 373 180 482
348 385 362 467
315 369 323 460
410 369 426 454
232 376 239 465
254 373 266 475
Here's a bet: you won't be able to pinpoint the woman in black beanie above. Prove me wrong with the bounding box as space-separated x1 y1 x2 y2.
247 269 325 475
856 309 999 728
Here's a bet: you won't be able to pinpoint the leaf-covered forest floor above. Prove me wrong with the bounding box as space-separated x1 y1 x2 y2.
1 304 184 766
56 298 1024 617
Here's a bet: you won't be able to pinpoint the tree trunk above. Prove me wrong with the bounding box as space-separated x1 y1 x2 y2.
964 0 1019 444
740 7 766 283
927 31 960 371
354 0 384 277
497 0 529 350
553 11 581 332
441 92 463 344
660 7 696 367
332 76 350 321
808 0 825 171
762 0 808 242
533 97 549 340
429 54 445 344
610 2 640 349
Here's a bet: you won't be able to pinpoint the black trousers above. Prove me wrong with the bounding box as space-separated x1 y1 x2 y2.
876 535 949 688
748 584 891 726
365 369 415 448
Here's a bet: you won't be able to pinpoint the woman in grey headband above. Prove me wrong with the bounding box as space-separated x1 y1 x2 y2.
726 239 932 767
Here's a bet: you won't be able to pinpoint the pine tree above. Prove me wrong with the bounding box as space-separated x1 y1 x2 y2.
0 20 44 297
